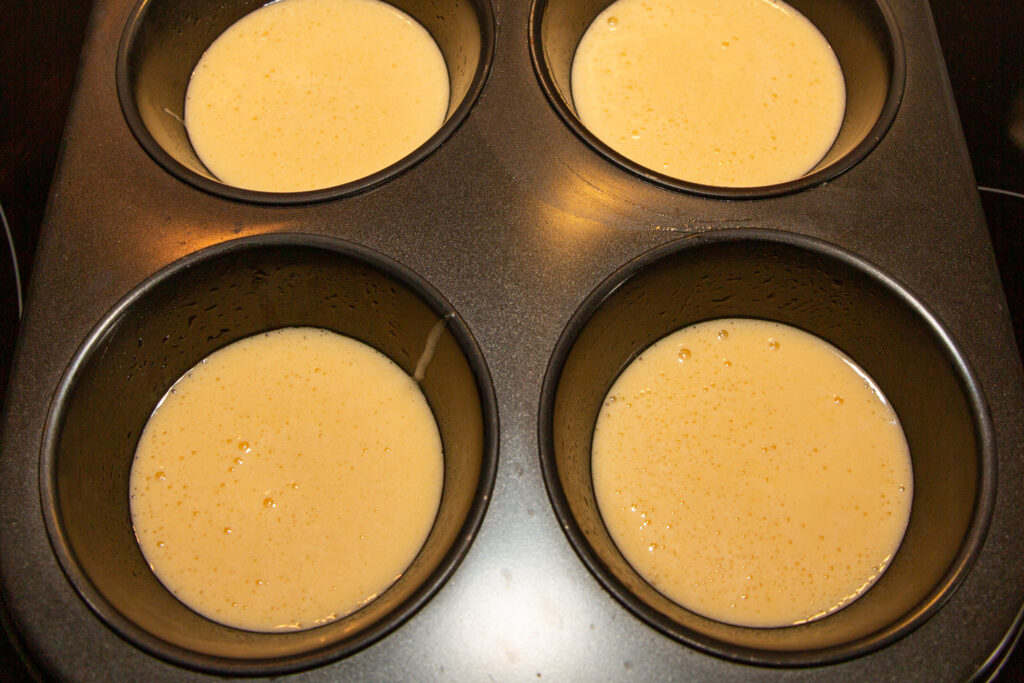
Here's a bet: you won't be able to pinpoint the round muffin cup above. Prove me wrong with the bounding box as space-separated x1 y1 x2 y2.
529 0 906 198
116 0 495 203
40 234 499 675
538 229 995 665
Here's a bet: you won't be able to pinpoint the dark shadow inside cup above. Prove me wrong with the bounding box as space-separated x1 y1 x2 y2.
529 0 905 197
539 230 995 665
117 0 494 203
41 234 498 675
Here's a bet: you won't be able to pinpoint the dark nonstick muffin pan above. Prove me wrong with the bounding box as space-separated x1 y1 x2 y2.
1 0 1023 677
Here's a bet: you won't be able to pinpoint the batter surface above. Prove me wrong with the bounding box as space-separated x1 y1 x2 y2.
130 327 443 632
571 0 845 187
184 0 449 192
592 319 911 627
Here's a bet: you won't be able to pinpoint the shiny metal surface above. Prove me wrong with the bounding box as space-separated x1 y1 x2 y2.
1 0 1023 678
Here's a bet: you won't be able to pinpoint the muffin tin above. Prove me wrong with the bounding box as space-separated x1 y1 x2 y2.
2 0 1023 678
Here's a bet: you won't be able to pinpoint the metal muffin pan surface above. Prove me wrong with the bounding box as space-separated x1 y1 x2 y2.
1 0 1023 678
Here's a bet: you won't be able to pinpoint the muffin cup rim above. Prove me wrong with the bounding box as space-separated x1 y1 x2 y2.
527 0 908 198
536 227 996 666
39 232 500 675
115 0 497 205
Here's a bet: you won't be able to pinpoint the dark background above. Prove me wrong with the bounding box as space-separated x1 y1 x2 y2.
1 0 1021 678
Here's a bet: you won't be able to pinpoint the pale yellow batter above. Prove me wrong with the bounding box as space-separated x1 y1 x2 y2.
184 0 450 192
130 327 443 632
571 0 845 187
592 319 911 627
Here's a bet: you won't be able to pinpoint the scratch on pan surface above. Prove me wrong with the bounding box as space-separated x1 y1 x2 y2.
559 158 759 231
414 312 455 382
662 221 761 235
558 158 674 220
162 108 185 125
